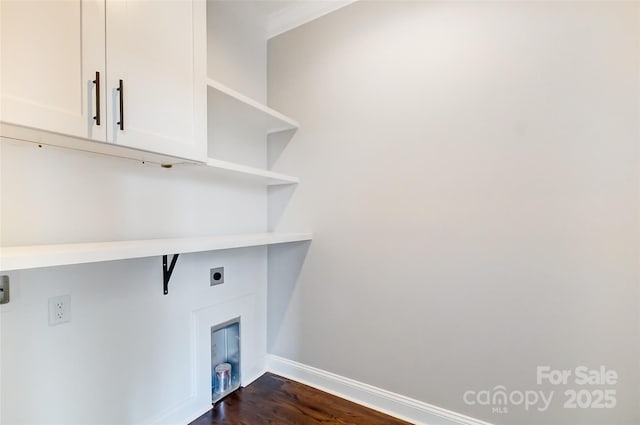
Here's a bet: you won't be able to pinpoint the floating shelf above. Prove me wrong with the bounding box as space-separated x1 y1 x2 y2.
1 122 202 166
204 158 299 185
1 125 301 186
207 78 299 134
0 232 312 272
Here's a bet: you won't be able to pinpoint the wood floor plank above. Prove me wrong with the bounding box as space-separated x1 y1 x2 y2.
190 373 412 425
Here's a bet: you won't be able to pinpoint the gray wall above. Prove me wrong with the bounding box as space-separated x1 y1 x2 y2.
267 2 640 424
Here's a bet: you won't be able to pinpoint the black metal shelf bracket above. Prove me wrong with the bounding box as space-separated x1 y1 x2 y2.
163 254 180 295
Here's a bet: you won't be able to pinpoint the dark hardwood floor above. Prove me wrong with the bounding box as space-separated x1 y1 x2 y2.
190 373 411 425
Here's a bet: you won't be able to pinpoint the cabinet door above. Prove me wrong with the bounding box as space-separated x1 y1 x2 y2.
105 0 206 161
0 0 106 141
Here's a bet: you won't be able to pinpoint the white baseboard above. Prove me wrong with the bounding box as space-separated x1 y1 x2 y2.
146 394 211 425
242 367 268 388
150 355 491 425
266 355 492 425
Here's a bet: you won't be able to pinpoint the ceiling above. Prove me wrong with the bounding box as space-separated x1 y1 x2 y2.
240 0 356 39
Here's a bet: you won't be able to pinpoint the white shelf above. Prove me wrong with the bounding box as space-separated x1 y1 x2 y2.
207 78 299 134
204 158 299 185
1 125 301 186
0 232 312 272
1 122 203 166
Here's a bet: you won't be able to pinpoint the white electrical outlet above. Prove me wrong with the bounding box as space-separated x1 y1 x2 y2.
48 295 71 326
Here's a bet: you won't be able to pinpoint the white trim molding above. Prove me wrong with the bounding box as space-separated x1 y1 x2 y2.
267 0 357 39
267 355 493 425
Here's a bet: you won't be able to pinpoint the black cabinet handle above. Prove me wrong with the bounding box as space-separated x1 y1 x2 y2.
116 79 124 131
92 71 100 125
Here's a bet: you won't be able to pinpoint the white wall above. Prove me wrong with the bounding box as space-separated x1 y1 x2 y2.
207 0 268 168
207 0 266 104
0 248 267 425
0 1 271 423
267 2 640 424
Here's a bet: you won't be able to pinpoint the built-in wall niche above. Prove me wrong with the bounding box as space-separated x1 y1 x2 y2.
183 293 262 424
211 318 241 403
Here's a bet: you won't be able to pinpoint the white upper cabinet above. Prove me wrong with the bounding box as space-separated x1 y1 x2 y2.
105 0 206 161
1 0 206 162
0 0 106 142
